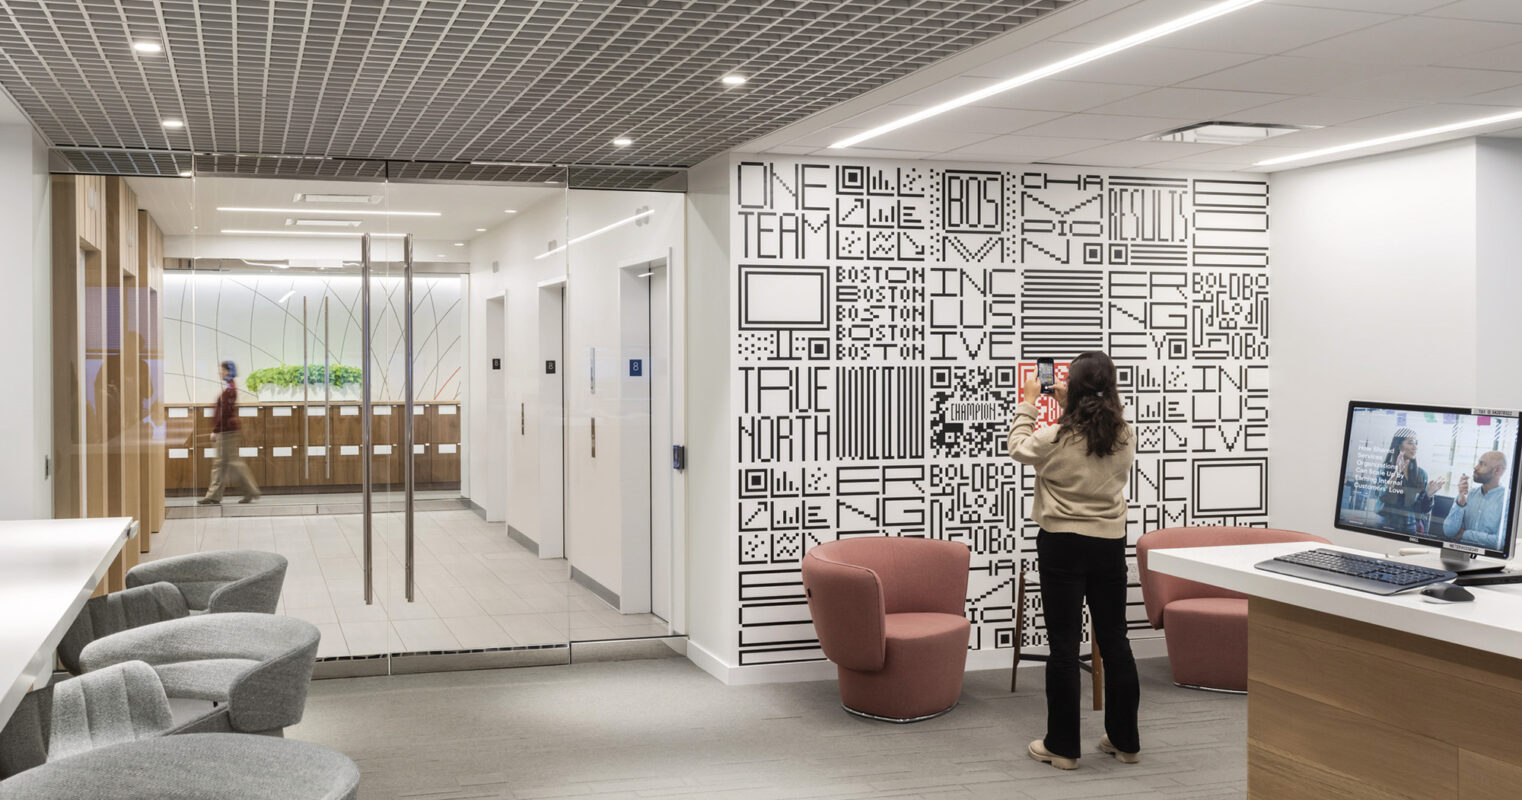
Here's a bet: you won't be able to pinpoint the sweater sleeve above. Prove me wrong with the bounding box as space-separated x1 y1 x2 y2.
1007 401 1056 468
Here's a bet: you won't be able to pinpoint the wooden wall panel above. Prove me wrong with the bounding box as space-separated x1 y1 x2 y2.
138 211 166 538
50 176 86 518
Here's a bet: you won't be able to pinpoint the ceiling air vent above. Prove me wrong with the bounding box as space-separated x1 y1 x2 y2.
1145 121 1317 145
292 192 383 204
286 218 363 227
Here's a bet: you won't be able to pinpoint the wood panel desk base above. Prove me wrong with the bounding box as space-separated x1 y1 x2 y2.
1248 598 1522 800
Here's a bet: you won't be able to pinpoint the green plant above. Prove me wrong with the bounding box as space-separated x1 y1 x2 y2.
245 364 364 391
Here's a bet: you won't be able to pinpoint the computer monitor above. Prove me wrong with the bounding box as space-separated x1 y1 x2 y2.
1335 401 1522 571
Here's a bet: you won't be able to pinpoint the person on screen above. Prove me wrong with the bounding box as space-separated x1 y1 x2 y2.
1442 451 1510 549
1374 427 1445 535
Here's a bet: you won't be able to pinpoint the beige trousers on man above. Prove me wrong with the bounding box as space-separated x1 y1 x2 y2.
205 430 261 502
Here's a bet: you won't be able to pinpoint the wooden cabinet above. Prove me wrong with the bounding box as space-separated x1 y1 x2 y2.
161 400 461 494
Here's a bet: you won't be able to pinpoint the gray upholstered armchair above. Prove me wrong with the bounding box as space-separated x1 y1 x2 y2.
127 550 288 613
55 550 288 675
0 661 177 779
77 613 321 736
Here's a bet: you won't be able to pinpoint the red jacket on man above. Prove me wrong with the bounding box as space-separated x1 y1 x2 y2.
211 384 240 433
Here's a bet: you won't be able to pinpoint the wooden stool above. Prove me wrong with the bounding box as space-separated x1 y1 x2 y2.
1010 569 1104 711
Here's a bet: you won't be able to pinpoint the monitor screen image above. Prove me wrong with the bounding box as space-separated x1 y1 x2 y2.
1336 402 1522 558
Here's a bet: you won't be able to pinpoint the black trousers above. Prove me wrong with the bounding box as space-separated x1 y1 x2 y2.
1037 529 1141 759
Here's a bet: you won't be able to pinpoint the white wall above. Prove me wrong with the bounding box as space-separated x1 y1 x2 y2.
0 122 53 518
682 156 737 672
1476 138 1522 410
1270 140 1490 548
162 272 465 405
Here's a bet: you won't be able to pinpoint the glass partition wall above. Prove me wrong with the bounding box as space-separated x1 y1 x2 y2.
62 161 685 675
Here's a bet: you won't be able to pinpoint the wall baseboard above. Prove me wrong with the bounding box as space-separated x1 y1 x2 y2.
505 524 538 556
468 499 488 520
570 565 619 609
685 634 1169 686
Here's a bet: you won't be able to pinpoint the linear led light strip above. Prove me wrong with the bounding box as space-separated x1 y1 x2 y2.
1256 109 1522 167
830 0 1266 149
220 229 407 237
217 207 441 216
534 210 655 260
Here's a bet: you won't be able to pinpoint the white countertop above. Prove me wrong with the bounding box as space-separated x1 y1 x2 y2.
0 517 133 725
1149 542 1522 661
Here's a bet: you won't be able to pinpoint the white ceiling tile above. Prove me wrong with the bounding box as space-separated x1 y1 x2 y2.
1268 0 1449 12
1048 139 1231 167
1087 87 1292 119
823 146 944 160
938 134 1116 161
1434 42 1522 72
974 80 1157 113
1216 95 1407 126
841 104 1065 136
1057 46 1261 86
1179 56 1400 94
888 75 1008 108
1048 0 1232 45
861 127 998 153
1319 67 1522 103
1286 17 1522 66
784 127 867 149
1147 142 1304 166
1015 113 1194 140
1423 0 1522 24
1154 4 1395 56
1464 84 1522 107
762 146 818 155
1334 103 1522 130
962 40 1096 80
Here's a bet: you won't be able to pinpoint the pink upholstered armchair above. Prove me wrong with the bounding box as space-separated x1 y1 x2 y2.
1137 527 1329 692
801 537 971 722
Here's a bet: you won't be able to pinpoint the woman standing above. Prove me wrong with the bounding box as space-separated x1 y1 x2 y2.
1374 427 1443 535
1007 351 1139 770
198 360 261 505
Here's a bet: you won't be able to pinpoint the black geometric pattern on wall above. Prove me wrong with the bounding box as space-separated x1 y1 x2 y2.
732 160 1270 666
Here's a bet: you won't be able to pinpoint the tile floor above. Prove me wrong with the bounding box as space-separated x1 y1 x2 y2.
145 510 673 658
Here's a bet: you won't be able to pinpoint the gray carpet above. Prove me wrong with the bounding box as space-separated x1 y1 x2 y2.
289 656 1246 800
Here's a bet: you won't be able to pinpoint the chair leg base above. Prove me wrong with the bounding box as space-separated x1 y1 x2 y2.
1173 681 1247 695
841 702 958 724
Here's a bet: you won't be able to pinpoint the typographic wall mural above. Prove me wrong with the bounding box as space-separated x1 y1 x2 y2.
164 273 465 404
730 159 1270 666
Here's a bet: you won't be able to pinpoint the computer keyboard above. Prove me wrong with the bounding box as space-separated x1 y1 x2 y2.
1255 548 1457 595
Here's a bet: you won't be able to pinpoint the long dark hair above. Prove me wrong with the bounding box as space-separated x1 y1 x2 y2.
1056 351 1129 457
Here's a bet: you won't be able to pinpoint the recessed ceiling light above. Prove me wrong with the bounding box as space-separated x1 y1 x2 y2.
503 209 517 214
831 0 1267 149
453 242 465 247
1256 108 1522 167
179 170 193 178
161 118 184 129
286 218 363 228
435 254 445 258
217 206 438 217
475 227 487 232
132 41 163 54
612 137 633 147
1146 121 1315 146
721 74 747 86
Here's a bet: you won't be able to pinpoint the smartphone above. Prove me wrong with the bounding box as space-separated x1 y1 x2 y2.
1036 357 1055 395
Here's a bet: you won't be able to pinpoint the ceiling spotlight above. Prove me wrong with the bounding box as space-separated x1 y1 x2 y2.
132 41 163 54
161 119 184 129
612 137 633 147
453 242 465 247
179 170 193 178
503 209 517 214
435 254 446 258
475 227 486 232
721 74 747 86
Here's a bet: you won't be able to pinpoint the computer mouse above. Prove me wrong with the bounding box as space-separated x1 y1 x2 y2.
1419 583 1475 603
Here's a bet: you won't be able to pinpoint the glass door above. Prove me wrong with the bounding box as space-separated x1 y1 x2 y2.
140 164 576 673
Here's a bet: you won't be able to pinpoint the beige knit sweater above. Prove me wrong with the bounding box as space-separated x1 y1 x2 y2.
1006 401 1134 539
